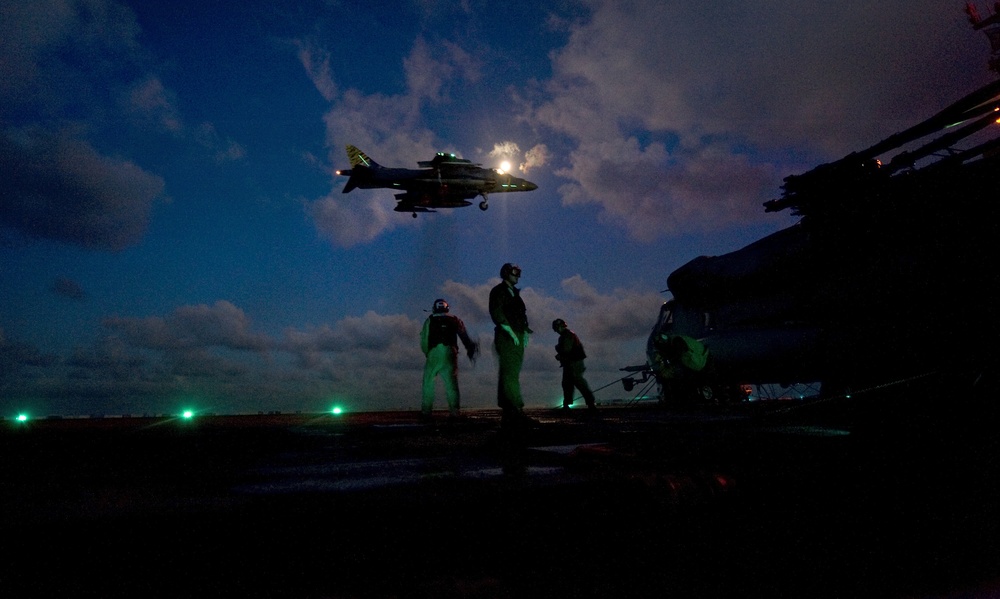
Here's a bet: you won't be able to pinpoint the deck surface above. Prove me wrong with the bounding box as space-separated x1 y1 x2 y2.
3 395 999 598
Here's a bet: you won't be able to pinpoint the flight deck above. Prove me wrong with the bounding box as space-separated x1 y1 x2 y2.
2 386 999 598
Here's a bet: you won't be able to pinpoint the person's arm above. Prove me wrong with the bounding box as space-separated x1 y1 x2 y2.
489 287 520 345
420 318 430 355
456 319 479 361
555 333 570 363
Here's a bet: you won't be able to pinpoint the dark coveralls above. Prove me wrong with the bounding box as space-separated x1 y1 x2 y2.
651 333 709 380
650 333 712 402
489 281 531 416
556 328 597 410
421 313 476 416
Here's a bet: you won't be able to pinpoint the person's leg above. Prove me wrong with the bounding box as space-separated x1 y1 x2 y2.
441 348 461 415
561 367 575 408
495 331 525 413
422 345 447 415
572 362 597 409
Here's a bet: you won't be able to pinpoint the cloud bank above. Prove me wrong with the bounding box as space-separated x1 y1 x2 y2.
0 0 243 251
3 276 663 415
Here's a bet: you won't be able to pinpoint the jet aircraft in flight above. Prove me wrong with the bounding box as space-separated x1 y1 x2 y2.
335 145 538 217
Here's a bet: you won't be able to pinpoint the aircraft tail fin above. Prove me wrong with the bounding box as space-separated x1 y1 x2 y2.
341 145 380 193
346 145 379 169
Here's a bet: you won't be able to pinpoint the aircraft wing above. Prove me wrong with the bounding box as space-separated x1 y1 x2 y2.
394 190 475 210
393 204 437 214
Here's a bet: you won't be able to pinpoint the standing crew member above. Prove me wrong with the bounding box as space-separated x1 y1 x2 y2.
489 263 533 427
553 318 597 413
421 298 478 419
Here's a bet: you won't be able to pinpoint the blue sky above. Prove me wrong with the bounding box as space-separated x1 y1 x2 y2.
1 0 995 416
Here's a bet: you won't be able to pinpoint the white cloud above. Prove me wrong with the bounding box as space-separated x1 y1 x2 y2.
128 76 184 134
404 37 481 103
194 123 247 163
520 144 550 173
0 129 165 251
0 0 142 111
522 0 989 241
488 141 521 159
306 189 403 247
104 300 272 353
554 137 776 240
0 0 250 252
0 1 166 251
296 40 338 102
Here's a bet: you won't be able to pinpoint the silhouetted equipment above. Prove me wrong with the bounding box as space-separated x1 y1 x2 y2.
646 80 1000 402
967 2 1000 74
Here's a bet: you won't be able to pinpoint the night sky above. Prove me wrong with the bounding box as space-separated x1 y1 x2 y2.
1 0 995 417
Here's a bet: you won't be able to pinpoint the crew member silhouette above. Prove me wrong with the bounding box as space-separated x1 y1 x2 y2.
553 318 597 414
489 263 534 427
421 298 478 419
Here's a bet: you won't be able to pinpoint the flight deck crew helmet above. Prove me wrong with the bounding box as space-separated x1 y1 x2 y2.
552 318 567 332
500 263 522 279
432 298 450 313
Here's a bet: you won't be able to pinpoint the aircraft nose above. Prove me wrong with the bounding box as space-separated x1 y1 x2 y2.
524 180 538 191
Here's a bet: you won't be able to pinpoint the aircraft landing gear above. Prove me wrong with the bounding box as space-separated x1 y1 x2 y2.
479 200 488 211
412 212 418 218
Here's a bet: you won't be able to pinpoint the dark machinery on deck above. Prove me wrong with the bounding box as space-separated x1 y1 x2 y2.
641 79 1000 404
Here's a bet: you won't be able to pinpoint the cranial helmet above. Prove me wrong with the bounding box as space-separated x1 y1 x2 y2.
552 318 567 332
500 263 522 279
432 298 449 313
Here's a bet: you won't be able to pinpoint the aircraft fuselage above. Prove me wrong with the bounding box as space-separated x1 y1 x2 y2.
336 146 538 215
350 165 536 196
